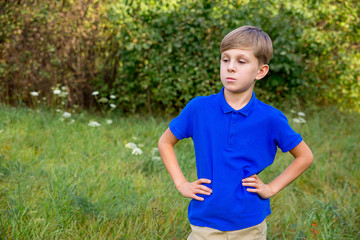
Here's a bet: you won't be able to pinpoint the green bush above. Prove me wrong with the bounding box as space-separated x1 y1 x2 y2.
298 0 360 110
104 0 308 114
1 0 359 113
0 0 111 108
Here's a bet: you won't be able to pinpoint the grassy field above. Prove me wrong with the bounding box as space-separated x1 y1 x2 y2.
0 106 359 239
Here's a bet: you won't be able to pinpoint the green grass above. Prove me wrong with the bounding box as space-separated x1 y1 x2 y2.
0 106 359 239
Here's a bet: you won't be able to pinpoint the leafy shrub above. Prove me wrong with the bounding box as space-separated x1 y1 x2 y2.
105 0 309 114
298 0 360 110
0 0 112 108
1 0 359 113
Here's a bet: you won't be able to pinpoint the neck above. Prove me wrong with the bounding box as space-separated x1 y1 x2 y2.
223 88 253 110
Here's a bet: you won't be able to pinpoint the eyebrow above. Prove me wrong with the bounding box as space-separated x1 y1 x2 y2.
221 53 250 60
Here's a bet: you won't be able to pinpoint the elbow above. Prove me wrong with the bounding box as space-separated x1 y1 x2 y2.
307 151 314 168
158 136 164 152
303 142 314 168
158 134 169 153
157 137 165 163
158 128 178 157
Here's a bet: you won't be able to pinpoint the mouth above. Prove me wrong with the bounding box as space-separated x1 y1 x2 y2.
226 77 236 82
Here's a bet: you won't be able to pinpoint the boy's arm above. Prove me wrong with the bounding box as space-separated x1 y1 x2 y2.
158 128 212 201
242 140 313 199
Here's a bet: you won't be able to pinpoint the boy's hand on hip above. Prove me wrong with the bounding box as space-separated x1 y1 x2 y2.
177 179 212 201
242 174 274 199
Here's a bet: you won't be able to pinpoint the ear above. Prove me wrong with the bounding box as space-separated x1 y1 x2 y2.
255 64 269 80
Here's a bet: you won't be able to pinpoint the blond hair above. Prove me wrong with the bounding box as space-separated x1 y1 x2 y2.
220 26 273 65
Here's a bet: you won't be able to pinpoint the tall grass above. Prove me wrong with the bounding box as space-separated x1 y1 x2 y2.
0 107 359 239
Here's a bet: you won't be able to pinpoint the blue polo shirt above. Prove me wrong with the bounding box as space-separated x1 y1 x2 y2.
169 87 303 231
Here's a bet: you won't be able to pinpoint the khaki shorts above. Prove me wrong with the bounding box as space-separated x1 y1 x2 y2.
187 220 267 240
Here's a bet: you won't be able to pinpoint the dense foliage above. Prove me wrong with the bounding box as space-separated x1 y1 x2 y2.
1 0 359 114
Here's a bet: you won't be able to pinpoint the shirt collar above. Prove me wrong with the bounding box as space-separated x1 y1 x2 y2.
218 87 256 116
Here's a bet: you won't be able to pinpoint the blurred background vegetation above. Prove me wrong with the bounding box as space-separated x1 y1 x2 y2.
1 0 359 114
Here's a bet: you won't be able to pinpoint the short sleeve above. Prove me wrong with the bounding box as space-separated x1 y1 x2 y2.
274 111 303 152
169 100 194 140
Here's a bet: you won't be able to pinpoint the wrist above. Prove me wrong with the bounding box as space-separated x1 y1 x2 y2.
268 183 278 197
175 180 187 191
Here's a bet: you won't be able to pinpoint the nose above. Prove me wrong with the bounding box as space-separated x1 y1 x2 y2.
227 61 235 72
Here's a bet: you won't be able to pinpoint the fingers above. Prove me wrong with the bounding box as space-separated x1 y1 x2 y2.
196 178 211 184
242 174 258 182
193 179 212 195
245 188 258 193
194 179 212 193
195 185 212 195
242 182 258 187
188 179 212 201
242 180 259 193
242 174 262 190
241 174 272 199
196 182 212 191
242 174 262 184
242 178 256 183
191 194 204 201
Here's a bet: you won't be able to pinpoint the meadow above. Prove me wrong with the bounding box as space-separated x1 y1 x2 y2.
0 106 359 239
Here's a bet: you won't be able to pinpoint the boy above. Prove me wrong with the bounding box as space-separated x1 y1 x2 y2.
158 26 313 239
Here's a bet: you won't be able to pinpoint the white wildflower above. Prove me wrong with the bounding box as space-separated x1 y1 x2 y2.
88 121 101 127
125 142 137 149
293 118 301 123
152 156 161 161
60 91 68 97
69 119 75 125
62 112 71 118
53 89 61 95
92 91 99 96
132 147 143 155
152 147 159 154
293 117 306 124
110 95 116 99
106 119 113 125
299 117 306 123
56 109 61 113
110 104 116 109
298 112 306 117
99 97 108 103
30 91 39 96
61 86 67 91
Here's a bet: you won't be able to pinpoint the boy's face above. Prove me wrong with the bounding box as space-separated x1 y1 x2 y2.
220 49 268 95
